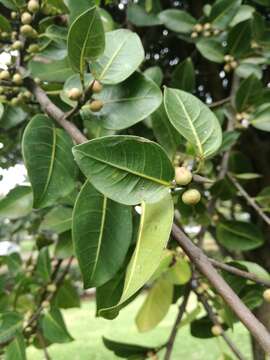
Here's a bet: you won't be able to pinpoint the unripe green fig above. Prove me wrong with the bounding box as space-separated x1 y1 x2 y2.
46 283 57 293
211 325 223 336
175 166 192 186
12 73 23 85
263 289 270 302
28 0 40 13
0 70 10 80
23 90 32 99
203 22 211 30
67 87 82 101
12 40 23 50
21 12 32 24
10 97 20 106
89 99 104 112
182 189 201 205
27 44 39 53
92 80 103 93
193 24 203 32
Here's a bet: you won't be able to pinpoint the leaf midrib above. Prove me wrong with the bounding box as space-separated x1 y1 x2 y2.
80 7 96 75
75 150 172 187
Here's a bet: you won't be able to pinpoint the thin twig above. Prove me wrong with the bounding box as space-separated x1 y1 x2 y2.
36 331 51 360
194 286 246 360
209 97 231 108
228 173 270 227
172 223 270 354
209 258 270 288
164 286 191 360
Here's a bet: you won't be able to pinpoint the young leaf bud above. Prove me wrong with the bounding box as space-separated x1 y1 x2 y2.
175 166 193 186
67 87 82 101
211 325 223 336
28 0 40 13
21 12 32 25
89 99 104 112
182 189 201 205
92 80 103 93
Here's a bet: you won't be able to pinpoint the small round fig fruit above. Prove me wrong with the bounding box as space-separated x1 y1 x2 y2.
20 24 33 36
12 40 23 50
193 24 203 33
28 0 40 13
21 12 32 24
27 44 39 53
211 325 223 336
0 70 10 80
67 87 82 101
92 80 103 93
175 166 192 186
182 189 201 205
12 73 23 85
263 289 270 303
89 99 104 112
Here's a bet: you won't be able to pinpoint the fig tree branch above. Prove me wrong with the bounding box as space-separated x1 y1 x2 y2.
164 286 190 360
228 173 270 227
172 223 270 354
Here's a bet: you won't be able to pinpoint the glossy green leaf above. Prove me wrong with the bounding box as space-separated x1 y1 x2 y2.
164 87 222 159
40 206 73 234
99 8 115 32
55 232 74 259
190 316 214 339
82 72 162 130
236 62 262 80
170 58 195 92
35 248 52 282
0 312 23 344
144 66 163 87
235 75 262 111
22 114 76 209
0 106 27 130
158 10 196 33
127 3 162 27
227 20 252 58
67 7 105 74
209 0 242 29
234 172 261 180
151 104 182 159
64 0 95 23
72 181 133 288
73 135 174 205
41 308 73 343
53 280 80 309
0 14 11 32
251 105 270 132
103 337 152 358
216 221 265 251
230 5 255 27
196 38 225 63
90 29 145 84
0 186 33 219
164 257 191 285
5 332 26 360
28 58 75 82
231 261 270 282
114 194 173 306
135 277 173 332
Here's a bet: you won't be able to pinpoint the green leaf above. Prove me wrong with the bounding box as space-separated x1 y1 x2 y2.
232 261 270 281
40 206 73 234
0 106 27 130
164 87 222 159
72 181 133 288
22 114 76 209
0 14 11 32
170 58 195 92
235 75 262 112
227 20 252 58
0 312 22 344
35 248 52 282
67 6 105 74
0 186 33 219
196 38 225 63
144 66 163 87
135 277 173 332
55 232 74 259
82 72 162 130
251 105 270 132
209 0 242 30
103 337 152 358
53 280 80 309
230 5 255 27
216 221 265 251
158 9 196 33
99 8 115 32
113 194 173 306
164 257 191 285
90 29 145 84
190 316 214 339
73 135 174 205
41 308 73 343
28 58 75 83
151 104 182 159
234 172 261 180
5 332 26 360
127 3 162 27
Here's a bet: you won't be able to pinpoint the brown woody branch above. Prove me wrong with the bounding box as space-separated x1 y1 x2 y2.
27 75 270 355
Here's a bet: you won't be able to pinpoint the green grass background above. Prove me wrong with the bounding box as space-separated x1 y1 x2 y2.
27 295 252 359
